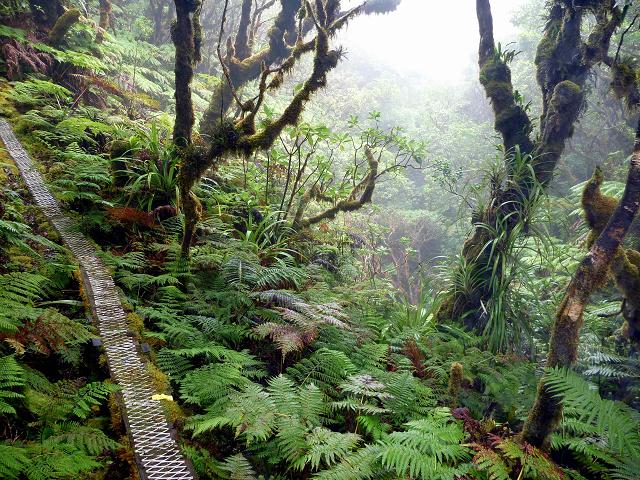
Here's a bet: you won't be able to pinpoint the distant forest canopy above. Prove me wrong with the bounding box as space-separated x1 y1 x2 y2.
0 1 640 479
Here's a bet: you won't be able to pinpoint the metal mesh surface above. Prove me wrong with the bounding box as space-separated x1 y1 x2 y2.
0 119 194 480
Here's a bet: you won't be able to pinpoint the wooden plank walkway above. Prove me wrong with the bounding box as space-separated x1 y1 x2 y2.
0 119 194 480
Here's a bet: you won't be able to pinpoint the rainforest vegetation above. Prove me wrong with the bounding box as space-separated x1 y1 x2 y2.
0 0 640 479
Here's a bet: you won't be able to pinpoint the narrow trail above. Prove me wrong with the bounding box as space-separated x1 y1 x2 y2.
0 118 194 480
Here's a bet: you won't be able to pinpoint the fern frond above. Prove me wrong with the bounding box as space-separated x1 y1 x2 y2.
220 453 257 480
0 355 25 415
45 424 120 455
0 443 28 480
544 367 640 459
287 348 358 394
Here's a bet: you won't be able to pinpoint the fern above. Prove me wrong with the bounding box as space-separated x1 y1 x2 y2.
180 363 254 407
292 427 361 471
312 444 382 480
0 272 47 333
23 443 103 480
219 453 257 480
378 408 471 480
9 78 72 107
10 308 93 356
0 356 25 415
473 448 511 480
287 348 358 394
44 424 120 455
253 292 349 356
316 409 470 480
222 255 304 290
546 367 640 478
72 382 119 420
0 443 29 480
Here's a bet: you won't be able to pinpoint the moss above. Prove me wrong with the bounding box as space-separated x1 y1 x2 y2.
626 249 640 268
162 398 187 427
447 362 464 409
147 362 170 394
47 162 66 177
98 352 108 370
581 166 640 349
108 392 124 433
480 60 511 85
550 80 582 109
73 267 92 312
534 5 561 68
0 79 18 119
115 435 139 480
581 166 618 234
611 59 640 107
126 312 144 336
48 8 81 46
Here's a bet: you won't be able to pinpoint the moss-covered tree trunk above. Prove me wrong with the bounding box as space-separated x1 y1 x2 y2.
521 117 640 448
437 0 624 339
96 0 112 43
172 0 201 145
199 0 302 137
171 0 202 256
48 8 81 46
175 0 355 257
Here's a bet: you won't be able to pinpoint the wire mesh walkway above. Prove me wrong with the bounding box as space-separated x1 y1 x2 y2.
0 119 194 480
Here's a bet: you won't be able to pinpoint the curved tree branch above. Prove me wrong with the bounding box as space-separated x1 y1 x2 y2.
293 147 378 229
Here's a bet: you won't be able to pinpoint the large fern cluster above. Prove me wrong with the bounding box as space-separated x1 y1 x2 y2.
545 368 640 479
0 159 123 479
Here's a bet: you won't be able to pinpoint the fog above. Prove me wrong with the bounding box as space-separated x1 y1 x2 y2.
339 0 529 83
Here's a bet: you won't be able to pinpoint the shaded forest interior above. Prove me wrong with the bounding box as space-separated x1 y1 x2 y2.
1 0 640 479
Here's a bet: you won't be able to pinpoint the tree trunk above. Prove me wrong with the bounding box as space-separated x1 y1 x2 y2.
437 0 624 340
96 0 112 43
521 115 640 448
171 0 201 145
48 9 82 46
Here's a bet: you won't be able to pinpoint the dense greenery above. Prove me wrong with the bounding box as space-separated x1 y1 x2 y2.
1 0 639 479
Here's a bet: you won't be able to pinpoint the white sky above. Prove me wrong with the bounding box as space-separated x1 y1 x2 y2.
338 0 528 83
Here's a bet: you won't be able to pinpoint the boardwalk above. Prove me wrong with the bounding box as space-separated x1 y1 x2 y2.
0 119 194 480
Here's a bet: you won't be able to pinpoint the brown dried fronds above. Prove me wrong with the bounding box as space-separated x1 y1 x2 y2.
1 39 51 80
